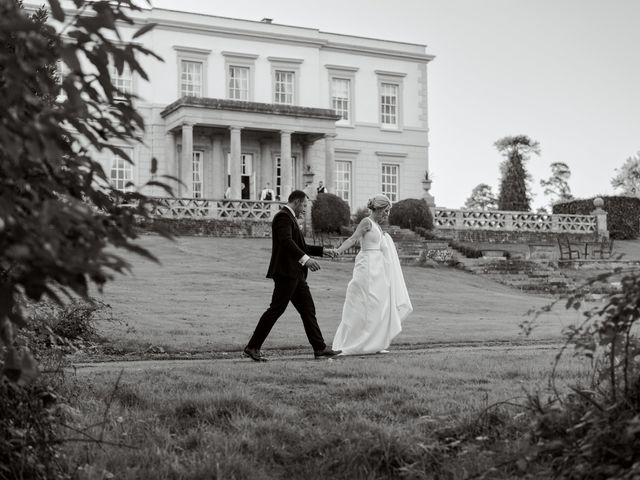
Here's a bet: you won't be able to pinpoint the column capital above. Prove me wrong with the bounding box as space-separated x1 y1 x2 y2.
229 126 243 132
182 122 194 128
280 129 293 136
324 133 337 139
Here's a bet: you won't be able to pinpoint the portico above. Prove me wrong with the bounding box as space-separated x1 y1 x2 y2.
160 97 340 200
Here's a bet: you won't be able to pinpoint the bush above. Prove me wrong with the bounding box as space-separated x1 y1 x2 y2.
388 198 434 230
352 206 369 225
0 380 64 480
19 299 113 360
517 269 640 479
311 193 351 234
553 196 640 240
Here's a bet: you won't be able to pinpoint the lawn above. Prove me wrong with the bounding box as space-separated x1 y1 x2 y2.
63 346 589 479
94 235 580 354
55 234 601 478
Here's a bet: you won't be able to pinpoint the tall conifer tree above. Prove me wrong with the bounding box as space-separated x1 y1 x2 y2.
495 135 540 211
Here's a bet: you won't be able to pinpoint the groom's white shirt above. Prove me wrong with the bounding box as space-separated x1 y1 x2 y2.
283 205 310 266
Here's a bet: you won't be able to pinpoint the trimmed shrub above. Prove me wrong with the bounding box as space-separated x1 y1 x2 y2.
553 196 640 239
388 198 434 231
352 206 369 225
311 193 351 234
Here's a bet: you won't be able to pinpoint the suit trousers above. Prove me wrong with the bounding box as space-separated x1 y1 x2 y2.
248 274 326 351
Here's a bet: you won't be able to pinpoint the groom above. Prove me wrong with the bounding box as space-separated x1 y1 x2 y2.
244 190 341 361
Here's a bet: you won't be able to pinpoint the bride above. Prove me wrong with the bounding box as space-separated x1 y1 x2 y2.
332 194 413 355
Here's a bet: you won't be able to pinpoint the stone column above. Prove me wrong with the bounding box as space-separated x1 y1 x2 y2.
259 138 272 194
181 123 193 197
212 135 224 198
229 126 242 199
591 197 609 239
324 133 336 193
164 132 177 195
280 130 293 199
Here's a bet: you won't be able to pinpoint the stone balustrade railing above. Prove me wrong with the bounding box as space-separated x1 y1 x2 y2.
150 197 285 221
147 197 609 237
433 208 602 234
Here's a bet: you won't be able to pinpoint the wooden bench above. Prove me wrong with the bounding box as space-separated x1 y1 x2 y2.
585 238 614 259
557 235 582 260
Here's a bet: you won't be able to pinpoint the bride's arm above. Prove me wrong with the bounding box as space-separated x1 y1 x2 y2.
336 217 372 255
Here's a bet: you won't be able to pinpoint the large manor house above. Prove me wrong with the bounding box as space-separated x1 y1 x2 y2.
78 6 434 210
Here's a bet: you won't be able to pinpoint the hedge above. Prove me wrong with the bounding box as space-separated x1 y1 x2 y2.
311 193 351 234
553 196 640 240
388 198 434 231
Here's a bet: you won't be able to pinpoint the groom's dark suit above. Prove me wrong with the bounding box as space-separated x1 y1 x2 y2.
247 206 327 351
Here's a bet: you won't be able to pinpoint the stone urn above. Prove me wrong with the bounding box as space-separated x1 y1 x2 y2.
421 175 435 207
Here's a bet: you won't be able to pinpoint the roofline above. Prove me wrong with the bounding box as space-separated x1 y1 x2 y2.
152 6 428 49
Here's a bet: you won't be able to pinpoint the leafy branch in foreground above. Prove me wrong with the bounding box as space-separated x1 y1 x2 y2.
0 0 173 383
516 267 640 478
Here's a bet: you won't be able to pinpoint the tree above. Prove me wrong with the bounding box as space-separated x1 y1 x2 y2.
611 151 640 196
540 161 573 205
0 0 169 383
464 183 498 210
495 135 540 211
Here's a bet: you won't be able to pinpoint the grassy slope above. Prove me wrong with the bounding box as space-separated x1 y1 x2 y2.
96 235 577 353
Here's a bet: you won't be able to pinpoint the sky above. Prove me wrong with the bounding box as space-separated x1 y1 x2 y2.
151 0 640 210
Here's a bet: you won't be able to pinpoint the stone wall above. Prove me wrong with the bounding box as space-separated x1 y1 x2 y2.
139 218 272 237
435 229 599 244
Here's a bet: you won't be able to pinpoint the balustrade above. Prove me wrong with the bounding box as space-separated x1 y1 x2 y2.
150 197 284 221
433 208 598 233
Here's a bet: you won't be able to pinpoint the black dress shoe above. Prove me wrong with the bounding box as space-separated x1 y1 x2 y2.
243 347 267 362
314 347 342 359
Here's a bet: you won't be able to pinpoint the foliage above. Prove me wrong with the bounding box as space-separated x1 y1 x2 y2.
19 299 113 360
464 183 498 210
611 151 640 196
540 161 573 205
495 135 541 211
553 196 640 240
520 269 640 479
0 380 64 480
448 240 483 259
310 193 351 234
388 198 433 230
352 206 369 225
0 0 170 383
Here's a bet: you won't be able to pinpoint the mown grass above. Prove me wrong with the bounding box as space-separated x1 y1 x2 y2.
95 235 579 355
61 347 589 479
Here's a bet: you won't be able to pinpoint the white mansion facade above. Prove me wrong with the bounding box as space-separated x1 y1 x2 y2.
80 6 433 209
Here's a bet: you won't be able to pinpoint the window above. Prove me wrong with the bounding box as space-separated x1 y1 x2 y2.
241 154 253 176
275 155 297 199
335 161 352 203
380 83 399 128
228 65 249 100
376 70 405 130
110 62 132 99
192 151 203 198
331 78 350 122
174 46 210 98
269 57 302 105
274 70 295 105
110 148 134 191
180 60 203 97
381 164 399 202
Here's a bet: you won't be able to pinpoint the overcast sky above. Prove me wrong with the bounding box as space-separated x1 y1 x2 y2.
151 0 640 210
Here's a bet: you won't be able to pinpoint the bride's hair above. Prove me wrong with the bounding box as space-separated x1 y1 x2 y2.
367 194 391 211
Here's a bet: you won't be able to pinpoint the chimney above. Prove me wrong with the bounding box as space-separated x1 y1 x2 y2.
261 18 273 23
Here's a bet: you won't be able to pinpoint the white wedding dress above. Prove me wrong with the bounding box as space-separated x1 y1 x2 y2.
332 218 413 355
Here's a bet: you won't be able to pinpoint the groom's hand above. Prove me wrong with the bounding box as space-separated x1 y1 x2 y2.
323 248 338 258
306 259 321 272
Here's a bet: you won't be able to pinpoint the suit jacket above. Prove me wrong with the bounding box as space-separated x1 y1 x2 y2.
266 207 323 279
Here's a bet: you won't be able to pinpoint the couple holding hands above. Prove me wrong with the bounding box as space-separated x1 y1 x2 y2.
243 190 413 362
